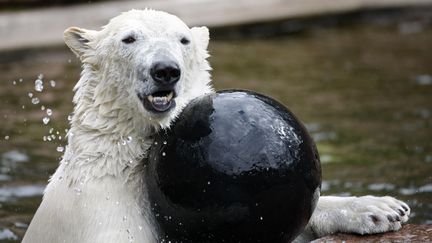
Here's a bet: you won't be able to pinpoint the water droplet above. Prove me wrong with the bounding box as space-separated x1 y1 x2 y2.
46 109 52 116
31 97 40 104
59 136 62 140
98 221 102 225
22 105 25 109
4 135 10 140
121 140 127 145
207 181 211 185
47 136 52 141
42 117 50 125
115 201 120 205
41 105 45 110
260 216 263 220
49 128 54 134
162 152 166 156
50 80 56 87
12 80 16 85
67 115 73 121
68 59 72 63
51 134 56 139
19 78 23 82
56 146 64 152
163 141 167 145
128 160 133 164
127 136 132 142
138 225 142 231
43 136 47 141
74 188 82 195
154 141 158 145
34 79 43 92
28 92 33 98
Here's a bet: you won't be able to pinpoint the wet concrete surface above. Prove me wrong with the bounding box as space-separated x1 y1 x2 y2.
313 224 432 242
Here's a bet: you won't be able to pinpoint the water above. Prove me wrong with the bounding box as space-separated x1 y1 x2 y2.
0 21 431 241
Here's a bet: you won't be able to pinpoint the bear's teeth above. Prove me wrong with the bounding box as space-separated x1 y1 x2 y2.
153 96 168 104
147 92 174 103
167 91 173 101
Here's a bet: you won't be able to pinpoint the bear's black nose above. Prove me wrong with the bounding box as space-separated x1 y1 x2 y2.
150 61 181 85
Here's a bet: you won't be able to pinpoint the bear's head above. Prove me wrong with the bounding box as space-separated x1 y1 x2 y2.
64 9 213 129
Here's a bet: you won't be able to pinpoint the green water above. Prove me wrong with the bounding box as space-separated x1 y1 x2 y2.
0 21 431 241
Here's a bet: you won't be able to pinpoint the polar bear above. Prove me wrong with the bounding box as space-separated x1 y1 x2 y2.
22 9 409 243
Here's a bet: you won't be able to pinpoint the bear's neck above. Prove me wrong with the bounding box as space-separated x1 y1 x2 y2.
58 66 156 184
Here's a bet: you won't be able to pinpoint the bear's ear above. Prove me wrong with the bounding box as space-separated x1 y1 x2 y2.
191 26 209 50
64 27 97 58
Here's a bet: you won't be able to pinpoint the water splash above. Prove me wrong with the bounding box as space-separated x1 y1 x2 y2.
42 117 50 125
74 188 82 195
50 80 56 87
31 97 40 105
34 74 44 92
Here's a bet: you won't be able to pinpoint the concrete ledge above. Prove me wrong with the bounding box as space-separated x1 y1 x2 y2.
1 0 432 51
313 224 432 242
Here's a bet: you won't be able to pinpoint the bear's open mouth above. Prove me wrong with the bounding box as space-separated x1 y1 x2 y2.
144 90 176 113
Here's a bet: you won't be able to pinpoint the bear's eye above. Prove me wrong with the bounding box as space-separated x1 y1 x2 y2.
122 36 136 44
180 37 190 45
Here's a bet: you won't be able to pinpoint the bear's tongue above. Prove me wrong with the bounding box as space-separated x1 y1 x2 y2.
147 91 174 111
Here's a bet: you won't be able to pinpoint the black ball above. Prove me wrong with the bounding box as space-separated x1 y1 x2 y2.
146 90 321 243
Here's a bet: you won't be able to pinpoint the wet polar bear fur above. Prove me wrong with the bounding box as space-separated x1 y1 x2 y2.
23 9 410 243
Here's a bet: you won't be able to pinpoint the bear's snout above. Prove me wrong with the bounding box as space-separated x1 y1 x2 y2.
150 60 181 85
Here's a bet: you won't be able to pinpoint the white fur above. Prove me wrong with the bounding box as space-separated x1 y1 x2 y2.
22 9 409 243
23 9 212 243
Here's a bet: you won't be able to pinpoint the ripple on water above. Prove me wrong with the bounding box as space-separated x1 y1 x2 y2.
399 184 432 195
367 183 396 191
0 228 18 241
1 150 29 164
1 150 29 176
0 185 45 202
415 74 432 85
